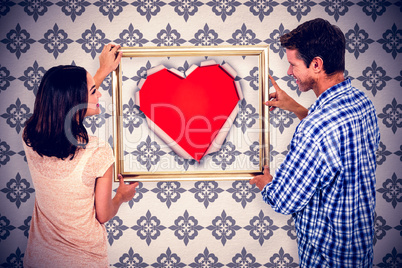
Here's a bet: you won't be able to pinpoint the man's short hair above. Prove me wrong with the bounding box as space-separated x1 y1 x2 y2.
280 18 345 76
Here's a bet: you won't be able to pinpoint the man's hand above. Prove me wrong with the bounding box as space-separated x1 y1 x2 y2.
94 43 123 89
250 165 273 191
266 75 308 120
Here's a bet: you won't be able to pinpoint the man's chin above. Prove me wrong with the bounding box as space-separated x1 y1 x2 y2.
298 86 311 93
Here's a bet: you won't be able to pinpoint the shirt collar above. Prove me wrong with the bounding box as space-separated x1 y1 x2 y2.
308 78 351 114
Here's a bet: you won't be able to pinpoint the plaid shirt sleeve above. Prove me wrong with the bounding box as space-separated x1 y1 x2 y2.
262 128 342 215
261 79 380 267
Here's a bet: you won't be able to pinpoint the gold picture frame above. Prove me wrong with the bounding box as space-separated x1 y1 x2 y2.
112 45 269 181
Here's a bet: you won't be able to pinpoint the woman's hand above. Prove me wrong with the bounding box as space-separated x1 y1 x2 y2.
95 166 138 224
93 43 123 89
115 174 139 203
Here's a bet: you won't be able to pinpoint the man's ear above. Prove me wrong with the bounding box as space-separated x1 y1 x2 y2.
311 57 323 73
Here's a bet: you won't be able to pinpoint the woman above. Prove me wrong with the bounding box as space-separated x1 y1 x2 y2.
22 44 139 267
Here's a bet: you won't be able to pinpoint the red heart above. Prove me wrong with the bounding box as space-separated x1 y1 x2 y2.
138 63 241 162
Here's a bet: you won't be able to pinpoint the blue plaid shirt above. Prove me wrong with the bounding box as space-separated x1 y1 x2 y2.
262 79 380 267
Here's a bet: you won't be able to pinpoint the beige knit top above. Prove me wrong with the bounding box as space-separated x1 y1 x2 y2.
23 136 114 268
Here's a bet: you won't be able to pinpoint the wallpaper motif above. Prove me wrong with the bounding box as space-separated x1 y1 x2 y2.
0 0 401 267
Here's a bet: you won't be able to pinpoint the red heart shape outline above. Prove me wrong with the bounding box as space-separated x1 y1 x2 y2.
137 61 242 162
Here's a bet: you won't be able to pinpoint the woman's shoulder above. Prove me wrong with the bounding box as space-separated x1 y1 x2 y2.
83 136 115 180
87 136 110 150
86 136 113 159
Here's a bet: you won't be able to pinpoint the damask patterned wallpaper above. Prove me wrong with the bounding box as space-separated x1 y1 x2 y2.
0 0 401 267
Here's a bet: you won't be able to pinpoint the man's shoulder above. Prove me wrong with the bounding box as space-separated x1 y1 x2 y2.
296 97 351 139
300 85 374 137
317 83 373 116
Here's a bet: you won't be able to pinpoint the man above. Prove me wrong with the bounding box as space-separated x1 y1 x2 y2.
250 18 380 267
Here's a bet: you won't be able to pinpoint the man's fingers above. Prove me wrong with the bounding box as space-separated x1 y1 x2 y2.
268 92 277 99
265 99 278 112
263 165 269 176
268 75 281 110
130 181 140 188
266 99 277 106
269 75 282 92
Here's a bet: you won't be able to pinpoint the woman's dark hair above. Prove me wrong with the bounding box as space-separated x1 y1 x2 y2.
23 65 89 160
280 18 345 76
